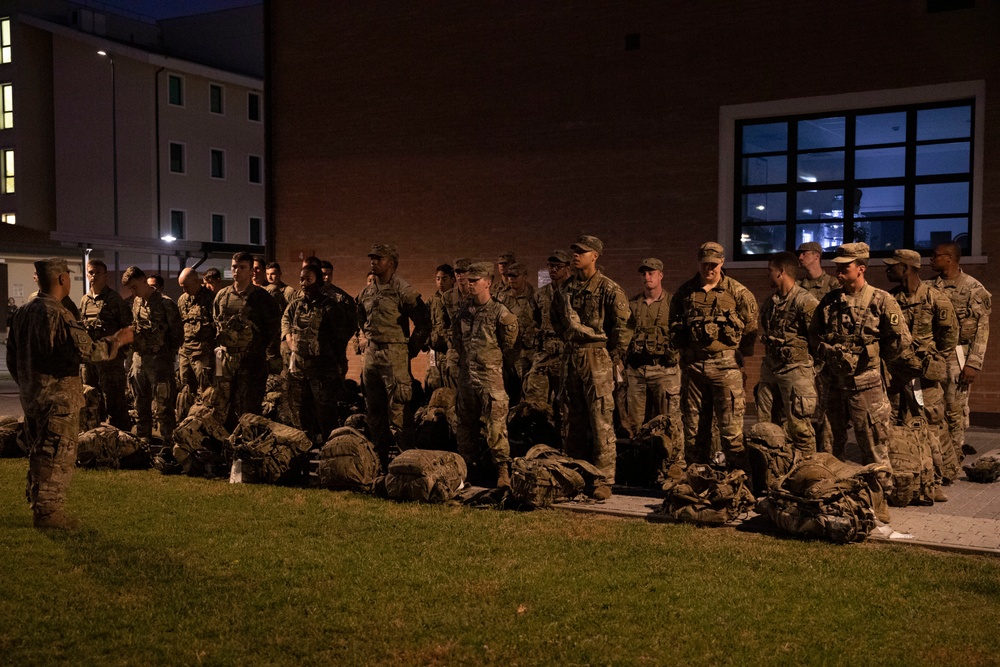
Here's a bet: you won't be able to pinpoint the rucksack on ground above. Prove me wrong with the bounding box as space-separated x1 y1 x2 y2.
744 421 798 495
77 425 147 469
616 414 684 487
384 449 467 502
173 404 231 477
80 384 107 432
509 444 608 508
964 455 1000 483
316 426 381 492
175 384 195 423
886 417 936 507
228 414 313 484
507 401 560 459
658 464 755 525
0 416 26 458
413 388 458 452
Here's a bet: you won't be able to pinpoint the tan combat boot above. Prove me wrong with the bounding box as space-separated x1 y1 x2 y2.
495 463 511 489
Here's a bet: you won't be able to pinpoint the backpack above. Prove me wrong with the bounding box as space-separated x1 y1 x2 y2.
175 384 195 423
413 388 458 452
616 414 684 487
0 416 26 458
744 422 798 495
964 455 1000 483
659 464 755 525
384 449 467 502
507 400 560 459
886 417 936 507
228 414 313 484
510 444 607 508
77 425 147 469
316 426 381 492
172 405 231 476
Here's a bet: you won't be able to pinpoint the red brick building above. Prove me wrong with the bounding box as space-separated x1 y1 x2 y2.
266 1 999 419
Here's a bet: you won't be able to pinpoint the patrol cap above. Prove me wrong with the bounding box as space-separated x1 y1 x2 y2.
571 235 603 255
505 262 525 278
831 242 870 264
638 258 663 272
883 248 921 268
797 241 823 255
34 258 71 275
466 261 494 280
452 257 473 273
547 249 571 265
497 251 516 264
368 243 399 262
698 242 725 264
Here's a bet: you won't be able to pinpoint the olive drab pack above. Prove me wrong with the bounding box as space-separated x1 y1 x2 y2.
413 388 458 452
964 455 1000 483
384 449 468 502
510 444 607 508
886 417 936 507
172 406 231 477
80 384 107 432
260 374 288 424
0 416 26 458
227 414 313 484
316 426 381 492
616 414 684 487
507 400 560 459
77 425 147 469
175 384 195 423
658 464 755 525
744 422 798 495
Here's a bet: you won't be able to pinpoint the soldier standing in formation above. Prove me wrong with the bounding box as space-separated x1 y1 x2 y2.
203 268 224 293
795 241 838 451
441 258 473 389
356 243 431 465
176 268 217 400
426 263 456 394
8 259 133 528
552 235 631 495
265 262 297 313
252 256 267 288
453 262 519 487
496 262 536 404
522 250 571 417
80 259 133 430
491 251 515 298
671 242 757 471
756 252 819 456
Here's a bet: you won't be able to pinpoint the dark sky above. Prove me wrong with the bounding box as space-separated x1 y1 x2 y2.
99 0 261 20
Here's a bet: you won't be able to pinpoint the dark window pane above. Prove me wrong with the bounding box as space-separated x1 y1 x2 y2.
170 211 185 239
915 182 969 215
249 217 262 245
916 141 970 176
854 219 904 252
917 105 971 141
796 222 843 250
856 186 904 218
210 85 223 114
248 93 261 122
168 76 183 105
742 122 786 154
914 217 969 251
855 147 905 179
741 192 786 223
742 155 786 186
169 143 184 173
855 111 906 146
249 156 262 184
798 116 845 150
740 225 786 256
212 214 224 242
796 189 844 220
797 151 844 182
211 150 225 178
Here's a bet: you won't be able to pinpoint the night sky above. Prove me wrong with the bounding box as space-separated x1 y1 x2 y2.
99 0 261 20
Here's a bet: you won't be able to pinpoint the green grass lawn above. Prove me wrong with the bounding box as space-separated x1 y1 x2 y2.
1 459 999 666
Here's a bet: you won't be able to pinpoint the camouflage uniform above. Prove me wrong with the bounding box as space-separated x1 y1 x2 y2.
7 286 120 527
130 290 183 442
796 273 840 301
552 264 632 484
453 292 519 471
796 271 839 452
80 285 133 429
213 283 281 429
265 281 297 314
357 273 431 462
496 277 536 404
928 270 991 455
177 286 216 396
625 289 680 436
425 289 455 393
757 284 819 455
523 280 565 411
441 284 469 387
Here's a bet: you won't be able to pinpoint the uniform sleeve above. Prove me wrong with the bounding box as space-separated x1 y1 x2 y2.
932 289 959 355
498 309 520 356
355 288 369 334
164 299 184 353
735 285 759 357
799 293 819 335
405 291 432 354
967 285 992 370
879 295 911 362
280 297 296 340
451 306 465 359
429 295 449 352
808 294 829 355
605 284 633 364
117 293 134 328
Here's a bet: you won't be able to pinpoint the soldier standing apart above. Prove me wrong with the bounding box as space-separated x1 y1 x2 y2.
357 244 431 465
757 252 819 456
523 251 572 414
8 259 132 528
671 242 757 470
552 236 632 494
80 259 133 430
453 262 519 487
122 266 183 446
929 241 991 460
885 248 959 496
176 268 217 399
213 252 281 429
442 258 473 389
426 263 456 394
809 242 910 473
496 262 536 404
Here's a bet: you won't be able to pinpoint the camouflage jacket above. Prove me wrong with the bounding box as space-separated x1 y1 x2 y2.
533 282 559 345
928 270 991 371
453 296 519 389
281 288 356 373
265 282 297 315
890 282 957 366
796 272 839 301
760 285 818 373
429 290 451 353
213 283 281 359
132 290 183 358
551 271 632 364
177 287 217 356
497 285 537 351
80 286 133 342
627 290 678 368
356 274 430 353
671 274 758 360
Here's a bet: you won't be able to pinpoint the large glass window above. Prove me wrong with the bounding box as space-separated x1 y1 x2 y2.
211 213 225 242
168 74 183 106
734 100 973 258
1 19 10 64
2 148 13 193
210 149 225 179
0 83 11 129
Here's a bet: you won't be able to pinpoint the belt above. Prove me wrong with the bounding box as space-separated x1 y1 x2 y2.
568 341 606 349
368 340 406 349
690 348 736 362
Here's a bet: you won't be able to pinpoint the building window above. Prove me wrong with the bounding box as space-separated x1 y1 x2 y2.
210 84 224 114
249 216 262 245
169 142 185 173
170 210 185 239
248 92 261 122
211 213 225 242
248 155 262 184
2 212 13 225
210 149 225 179
727 89 979 260
168 74 184 106
0 83 11 129
1 148 13 193
1 18 10 64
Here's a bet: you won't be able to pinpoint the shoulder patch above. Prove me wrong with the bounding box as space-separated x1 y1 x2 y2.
889 313 899 326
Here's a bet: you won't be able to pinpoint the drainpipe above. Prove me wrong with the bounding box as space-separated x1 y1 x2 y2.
155 66 165 274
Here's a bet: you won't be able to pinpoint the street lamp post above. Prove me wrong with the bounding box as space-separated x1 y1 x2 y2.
98 50 119 278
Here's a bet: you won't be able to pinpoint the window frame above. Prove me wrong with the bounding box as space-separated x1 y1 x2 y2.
248 154 262 185
2 212 14 225
249 216 263 245
248 91 262 122
1 18 11 64
209 83 225 115
167 74 185 107
1 147 13 194
168 141 185 174
0 82 11 129
210 148 226 180
211 213 226 242
169 209 186 240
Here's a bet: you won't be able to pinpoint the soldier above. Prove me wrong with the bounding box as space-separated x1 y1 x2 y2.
320 260 335 286
356 243 431 465
624 258 681 447
122 266 183 445
252 256 267 288
7 259 132 528
80 259 133 430
426 263 456 394
809 242 910 473
282 263 357 442
523 250 571 413
796 242 839 300
885 248 958 497
929 241 991 460
552 235 631 494
441 258 473 388
176 268 216 399
491 250 515 298
146 274 165 291
203 268 224 293
213 252 281 429
671 242 757 470
453 262 519 487
265 262 297 314
756 251 819 456
496 262 536 404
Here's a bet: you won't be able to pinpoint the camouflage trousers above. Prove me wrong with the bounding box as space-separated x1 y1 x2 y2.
22 384 81 525
888 376 961 484
424 349 456 394
564 346 616 484
942 350 972 460
286 369 343 443
82 358 130 431
522 342 566 438
215 348 269 431
178 350 214 395
625 364 681 437
681 353 746 469
456 378 510 468
503 348 533 405
825 372 892 468
362 343 414 461
129 353 177 442
755 364 818 456
812 368 834 454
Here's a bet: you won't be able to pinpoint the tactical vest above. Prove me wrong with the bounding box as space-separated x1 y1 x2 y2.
629 294 677 365
132 297 167 356
216 292 257 351
80 289 123 341
682 288 743 353
288 298 325 358
761 288 812 366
